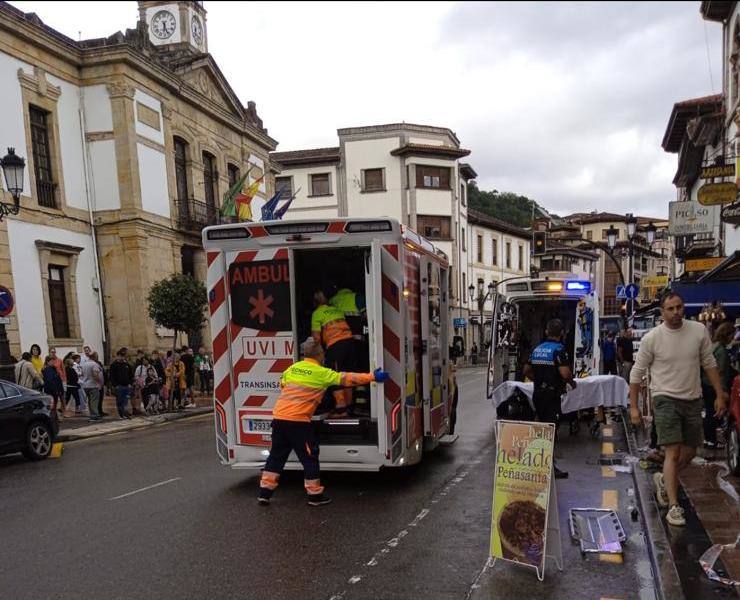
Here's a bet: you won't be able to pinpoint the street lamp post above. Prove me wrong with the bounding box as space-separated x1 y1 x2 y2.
0 147 26 382
469 279 495 360
625 213 637 317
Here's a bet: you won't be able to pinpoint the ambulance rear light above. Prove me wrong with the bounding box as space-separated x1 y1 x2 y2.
264 223 328 235
547 282 563 291
206 227 251 240
531 280 564 292
506 282 528 292
345 220 392 233
566 281 590 292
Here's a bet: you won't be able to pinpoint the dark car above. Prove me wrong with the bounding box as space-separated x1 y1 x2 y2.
0 379 59 460
727 374 740 476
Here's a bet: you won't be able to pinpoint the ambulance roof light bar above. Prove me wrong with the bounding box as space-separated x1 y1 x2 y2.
264 223 328 235
345 220 392 233
206 227 250 240
566 280 591 292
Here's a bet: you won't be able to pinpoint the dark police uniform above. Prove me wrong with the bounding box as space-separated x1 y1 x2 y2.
529 340 569 424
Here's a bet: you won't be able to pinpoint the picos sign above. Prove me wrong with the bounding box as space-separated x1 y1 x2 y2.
229 259 292 331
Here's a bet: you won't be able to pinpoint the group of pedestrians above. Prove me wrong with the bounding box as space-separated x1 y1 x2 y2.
14 343 214 423
600 328 634 379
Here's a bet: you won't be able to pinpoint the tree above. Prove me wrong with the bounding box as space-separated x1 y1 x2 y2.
467 182 547 228
147 273 208 351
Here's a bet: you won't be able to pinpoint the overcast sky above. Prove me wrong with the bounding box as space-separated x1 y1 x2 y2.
10 1 723 218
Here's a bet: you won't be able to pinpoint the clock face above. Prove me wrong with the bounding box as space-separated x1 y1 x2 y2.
151 10 176 40
191 15 203 46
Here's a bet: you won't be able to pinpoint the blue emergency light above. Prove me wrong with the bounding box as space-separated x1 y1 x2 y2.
565 280 590 292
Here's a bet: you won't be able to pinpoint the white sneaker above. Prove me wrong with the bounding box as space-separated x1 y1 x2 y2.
653 472 669 508
666 504 686 526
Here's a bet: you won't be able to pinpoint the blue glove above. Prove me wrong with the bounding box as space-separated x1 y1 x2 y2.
373 368 390 383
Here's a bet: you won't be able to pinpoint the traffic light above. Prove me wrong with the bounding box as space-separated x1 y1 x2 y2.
533 231 547 256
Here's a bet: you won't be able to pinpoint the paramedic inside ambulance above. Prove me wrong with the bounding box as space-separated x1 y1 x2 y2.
311 289 360 417
258 337 389 506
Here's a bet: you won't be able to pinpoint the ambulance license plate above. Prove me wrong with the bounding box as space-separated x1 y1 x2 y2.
246 419 272 434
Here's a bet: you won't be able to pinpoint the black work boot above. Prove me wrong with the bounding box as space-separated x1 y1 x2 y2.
257 488 273 505
307 493 332 506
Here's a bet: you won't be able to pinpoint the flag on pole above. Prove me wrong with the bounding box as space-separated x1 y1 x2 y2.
274 187 300 220
261 186 286 221
220 171 249 218
235 175 264 221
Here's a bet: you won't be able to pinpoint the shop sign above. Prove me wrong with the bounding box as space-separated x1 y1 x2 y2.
685 257 724 272
490 420 555 579
642 275 669 288
700 163 735 179
697 182 737 206
721 200 740 226
669 201 716 236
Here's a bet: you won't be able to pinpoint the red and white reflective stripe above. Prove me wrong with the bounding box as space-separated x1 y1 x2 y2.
381 244 403 457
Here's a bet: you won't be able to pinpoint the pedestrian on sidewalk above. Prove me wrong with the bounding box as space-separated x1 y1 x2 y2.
150 350 168 408
64 355 82 414
29 343 43 374
71 353 87 413
258 337 388 506
701 322 737 449
165 353 186 411
110 349 134 420
42 356 64 415
602 331 618 375
15 352 43 390
48 347 67 386
180 346 196 407
196 347 213 395
81 355 103 422
629 292 728 527
617 329 634 382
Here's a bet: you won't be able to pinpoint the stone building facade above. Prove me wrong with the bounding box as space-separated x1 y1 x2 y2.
0 0 276 362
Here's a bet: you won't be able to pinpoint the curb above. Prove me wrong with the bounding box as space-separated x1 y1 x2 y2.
56 407 213 442
621 411 685 600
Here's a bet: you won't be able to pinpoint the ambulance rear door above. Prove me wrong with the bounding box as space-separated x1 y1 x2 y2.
367 240 404 462
419 256 445 437
225 246 294 447
574 290 599 377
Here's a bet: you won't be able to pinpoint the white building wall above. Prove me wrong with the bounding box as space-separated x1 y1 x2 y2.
137 143 169 217
134 89 164 145
82 84 112 131
89 140 120 211
47 73 87 210
6 220 103 355
345 137 402 220
279 165 339 220
0 54 33 196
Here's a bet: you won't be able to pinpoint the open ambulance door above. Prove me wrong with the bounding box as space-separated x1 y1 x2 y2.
367 241 405 462
486 292 506 399
419 257 445 438
574 291 599 377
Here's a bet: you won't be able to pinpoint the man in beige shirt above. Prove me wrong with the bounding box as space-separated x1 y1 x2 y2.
629 292 728 526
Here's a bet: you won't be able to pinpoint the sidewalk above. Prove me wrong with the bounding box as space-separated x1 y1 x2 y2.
56 390 213 442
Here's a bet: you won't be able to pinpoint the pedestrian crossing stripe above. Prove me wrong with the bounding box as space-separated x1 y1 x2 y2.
599 489 623 564
601 466 616 478
602 442 615 455
602 427 613 437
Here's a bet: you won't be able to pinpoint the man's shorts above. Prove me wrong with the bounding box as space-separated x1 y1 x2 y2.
653 395 703 447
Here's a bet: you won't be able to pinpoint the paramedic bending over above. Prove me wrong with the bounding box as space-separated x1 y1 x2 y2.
258 338 388 506
311 289 358 416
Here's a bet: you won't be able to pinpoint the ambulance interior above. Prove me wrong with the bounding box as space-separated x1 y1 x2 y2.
511 298 577 380
292 247 377 444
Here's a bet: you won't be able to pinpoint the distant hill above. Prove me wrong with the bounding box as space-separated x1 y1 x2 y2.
467 182 551 228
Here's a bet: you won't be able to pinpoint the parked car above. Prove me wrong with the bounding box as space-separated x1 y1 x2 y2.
0 379 58 460
728 374 740 476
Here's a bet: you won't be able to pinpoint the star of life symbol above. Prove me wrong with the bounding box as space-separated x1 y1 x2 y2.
249 289 274 324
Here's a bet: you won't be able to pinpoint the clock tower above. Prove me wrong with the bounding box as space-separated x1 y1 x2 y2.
139 1 207 53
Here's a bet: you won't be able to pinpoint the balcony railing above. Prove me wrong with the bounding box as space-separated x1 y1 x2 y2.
175 197 220 232
37 180 57 208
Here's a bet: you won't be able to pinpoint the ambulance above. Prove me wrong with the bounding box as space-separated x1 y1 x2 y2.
486 278 601 398
202 217 457 471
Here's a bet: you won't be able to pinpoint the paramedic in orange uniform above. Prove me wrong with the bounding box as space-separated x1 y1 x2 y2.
258 337 389 506
311 289 359 416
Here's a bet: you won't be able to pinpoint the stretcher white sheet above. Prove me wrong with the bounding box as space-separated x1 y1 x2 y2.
491 375 630 413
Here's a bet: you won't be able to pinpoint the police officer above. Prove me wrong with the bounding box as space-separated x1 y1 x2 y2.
312 289 357 416
258 338 388 506
523 318 576 479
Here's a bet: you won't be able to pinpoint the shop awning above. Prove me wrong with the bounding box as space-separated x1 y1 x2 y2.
671 280 740 317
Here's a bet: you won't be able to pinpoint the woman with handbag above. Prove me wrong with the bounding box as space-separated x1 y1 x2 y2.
42 356 65 415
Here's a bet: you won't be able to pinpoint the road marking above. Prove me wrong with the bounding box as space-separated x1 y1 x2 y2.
602 427 613 437
601 466 616 478
602 442 615 455
600 489 623 564
110 477 181 500
326 444 493 600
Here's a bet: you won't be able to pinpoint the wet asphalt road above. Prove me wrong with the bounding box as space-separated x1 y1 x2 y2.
0 369 656 600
